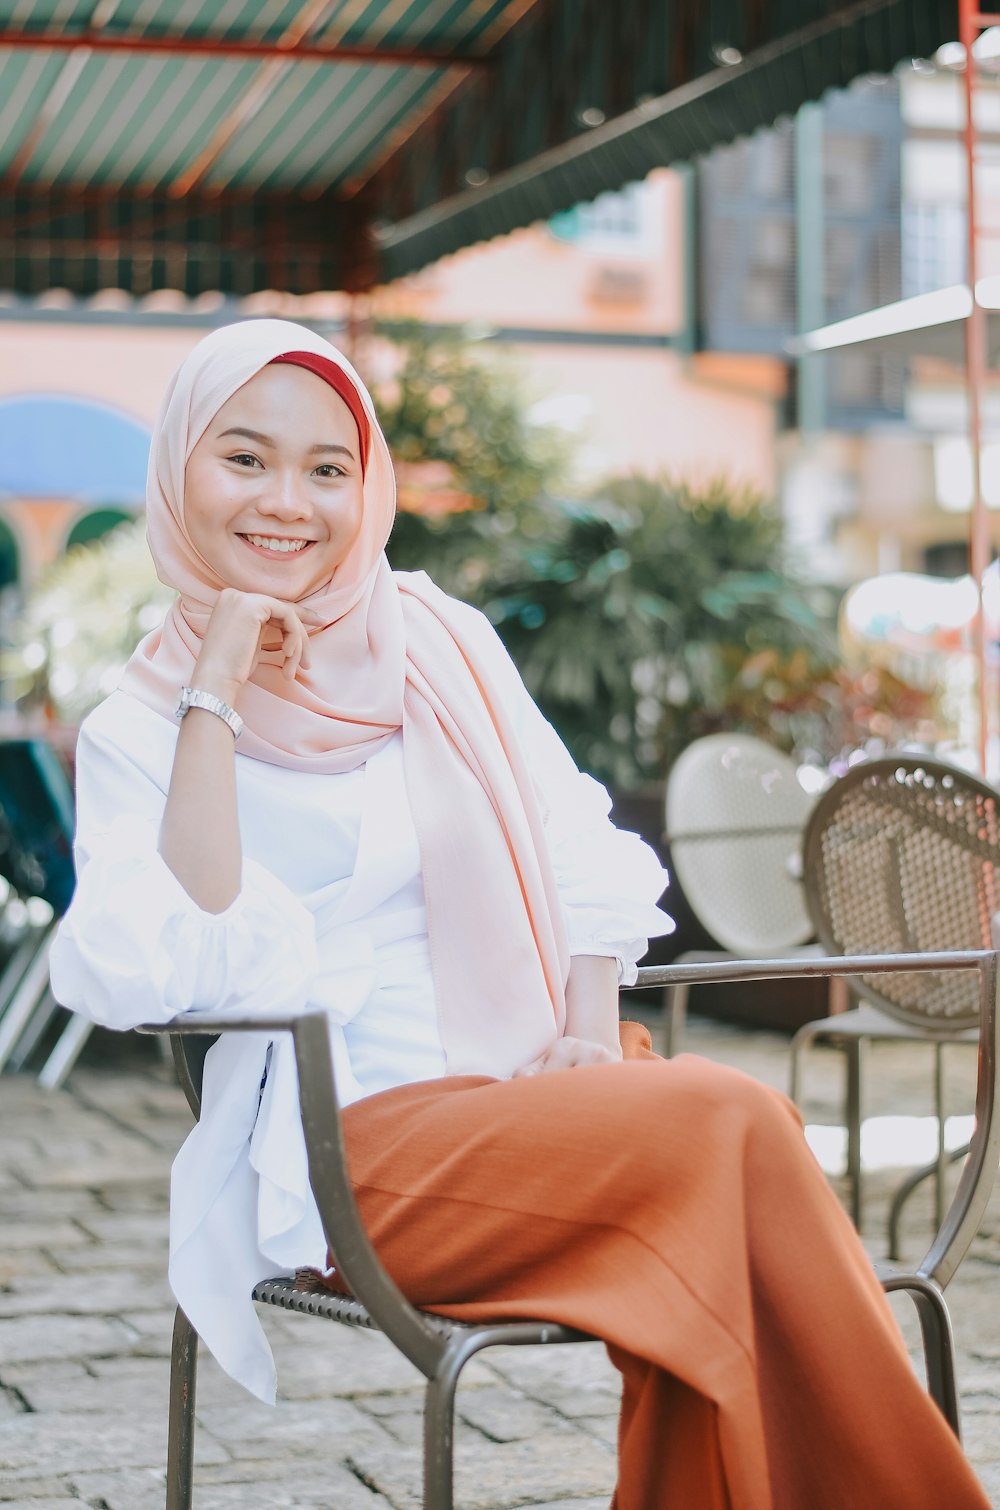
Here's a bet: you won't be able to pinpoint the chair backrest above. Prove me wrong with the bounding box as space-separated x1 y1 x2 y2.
803 754 999 1031
665 733 815 954
0 740 76 914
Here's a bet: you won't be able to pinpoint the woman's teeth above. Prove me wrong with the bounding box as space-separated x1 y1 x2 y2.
244 535 309 553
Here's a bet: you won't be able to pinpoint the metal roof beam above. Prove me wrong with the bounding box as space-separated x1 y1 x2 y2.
0 29 492 70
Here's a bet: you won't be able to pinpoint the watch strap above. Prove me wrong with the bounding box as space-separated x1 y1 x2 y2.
175 685 244 741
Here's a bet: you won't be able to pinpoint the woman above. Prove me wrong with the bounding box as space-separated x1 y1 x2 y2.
50 319 990 1510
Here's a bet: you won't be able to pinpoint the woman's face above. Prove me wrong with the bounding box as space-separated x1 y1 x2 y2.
184 363 365 599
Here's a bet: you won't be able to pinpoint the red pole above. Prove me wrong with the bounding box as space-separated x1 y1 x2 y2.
961 0 990 773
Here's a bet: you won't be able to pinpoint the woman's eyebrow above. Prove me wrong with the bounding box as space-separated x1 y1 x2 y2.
217 428 354 460
219 426 274 446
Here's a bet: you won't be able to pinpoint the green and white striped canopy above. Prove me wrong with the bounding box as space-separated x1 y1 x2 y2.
0 0 959 296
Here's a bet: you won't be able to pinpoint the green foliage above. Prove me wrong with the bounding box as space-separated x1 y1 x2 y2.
5 521 170 723
375 322 568 597
475 476 938 786
374 322 562 519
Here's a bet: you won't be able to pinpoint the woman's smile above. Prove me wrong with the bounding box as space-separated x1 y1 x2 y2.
237 533 316 557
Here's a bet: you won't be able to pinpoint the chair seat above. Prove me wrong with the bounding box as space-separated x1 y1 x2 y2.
252 1273 591 1346
253 1274 383 1330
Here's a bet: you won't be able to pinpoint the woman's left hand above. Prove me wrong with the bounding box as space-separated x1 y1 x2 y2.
513 1036 621 1077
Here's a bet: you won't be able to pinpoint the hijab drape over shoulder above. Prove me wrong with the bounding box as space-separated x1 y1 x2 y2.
120 318 569 1074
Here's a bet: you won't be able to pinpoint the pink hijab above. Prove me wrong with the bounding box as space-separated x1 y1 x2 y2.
120 318 568 1075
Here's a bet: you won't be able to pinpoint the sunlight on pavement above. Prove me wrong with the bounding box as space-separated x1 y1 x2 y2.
805 1114 977 1174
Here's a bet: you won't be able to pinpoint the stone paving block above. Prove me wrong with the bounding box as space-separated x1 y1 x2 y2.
457 1385 572 1443
0 1412 215 1479
349 1431 616 1510
0 1270 172 1318
0 1359 90 1390
0 1188 104 1219
68 1467 166 1510
76 1211 169 1244
0 1385 24 1418
572 1413 618 1449
13 1155 170 1190
484 1344 616 1398
0 1222 90 1252
196 1395 393 1461
265 1323 427 1398
0 1499 80 1508
0 1314 139 1366
0 1479 75 1501
0 1252 59 1283
192 1457 390 1507
510 1502 609 1510
11 1361 167 1416
117 1308 178 1355
47 1245 164 1274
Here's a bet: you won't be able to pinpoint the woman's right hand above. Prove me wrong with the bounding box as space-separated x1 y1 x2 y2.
191 588 318 705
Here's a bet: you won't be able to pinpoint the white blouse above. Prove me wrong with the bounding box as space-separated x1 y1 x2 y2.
50 649 672 1403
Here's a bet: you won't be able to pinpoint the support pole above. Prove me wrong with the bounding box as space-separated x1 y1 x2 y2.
961 0 991 773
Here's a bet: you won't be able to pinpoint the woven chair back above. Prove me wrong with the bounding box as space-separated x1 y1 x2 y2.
803 755 1000 1031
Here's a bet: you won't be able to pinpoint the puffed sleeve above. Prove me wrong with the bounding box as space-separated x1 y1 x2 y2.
480 615 674 983
49 706 317 1031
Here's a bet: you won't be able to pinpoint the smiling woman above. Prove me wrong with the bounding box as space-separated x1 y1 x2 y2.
47 318 993 1510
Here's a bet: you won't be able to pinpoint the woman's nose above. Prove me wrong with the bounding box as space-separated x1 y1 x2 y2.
257 473 311 520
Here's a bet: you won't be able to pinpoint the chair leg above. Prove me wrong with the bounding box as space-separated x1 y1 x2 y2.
0 929 54 1072
37 1010 94 1090
7 988 58 1070
887 1143 970 1261
882 1275 960 1438
845 1037 864 1232
933 1041 947 1230
661 982 689 1057
166 1307 198 1510
788 1020 825 1105
423 1363 460 1510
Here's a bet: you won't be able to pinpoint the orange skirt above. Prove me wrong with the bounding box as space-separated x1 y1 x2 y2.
337 1026 990 1510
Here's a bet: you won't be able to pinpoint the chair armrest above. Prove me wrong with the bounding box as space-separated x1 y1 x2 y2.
138 1011 315 1035
142 1007 449 1379
625 945 1000 1292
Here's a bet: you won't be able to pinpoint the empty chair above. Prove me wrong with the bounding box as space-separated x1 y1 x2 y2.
662 733 818 1053
792 755 991 1244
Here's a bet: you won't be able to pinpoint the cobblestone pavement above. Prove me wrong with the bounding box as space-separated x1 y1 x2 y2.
1 1014 998 1509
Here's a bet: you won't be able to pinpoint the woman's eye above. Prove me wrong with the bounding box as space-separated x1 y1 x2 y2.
228 452 261 468
313 463 346 479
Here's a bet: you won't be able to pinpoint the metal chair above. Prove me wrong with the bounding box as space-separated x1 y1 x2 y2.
151 940 1000 1509
791 755 994 1247
0 739 78 1083
662 734 819 1054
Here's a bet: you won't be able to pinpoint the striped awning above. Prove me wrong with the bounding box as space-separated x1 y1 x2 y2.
0 0 959 296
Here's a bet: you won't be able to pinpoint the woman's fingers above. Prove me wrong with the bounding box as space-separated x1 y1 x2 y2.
513 1037 620 1077
196 590 315 696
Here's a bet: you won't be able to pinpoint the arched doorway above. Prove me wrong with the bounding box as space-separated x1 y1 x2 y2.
0 515 21 590
65 508 133 551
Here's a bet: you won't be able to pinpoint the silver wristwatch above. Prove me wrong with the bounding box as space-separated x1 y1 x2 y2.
175 685 244 741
